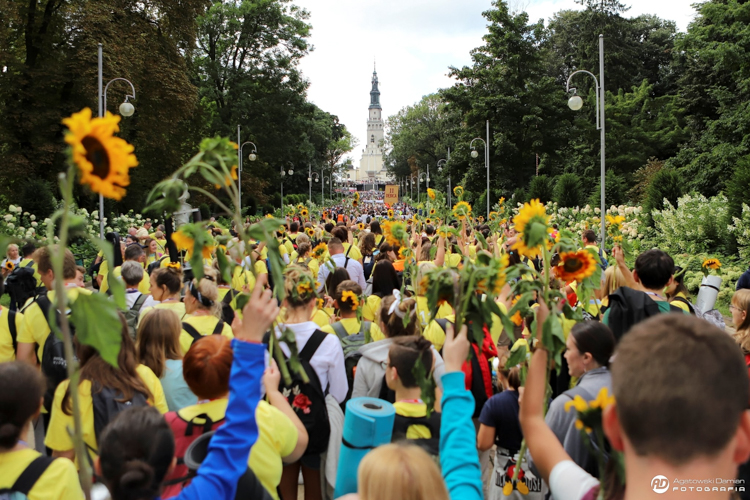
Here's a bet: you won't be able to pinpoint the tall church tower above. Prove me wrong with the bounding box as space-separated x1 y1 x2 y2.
358 66 385 183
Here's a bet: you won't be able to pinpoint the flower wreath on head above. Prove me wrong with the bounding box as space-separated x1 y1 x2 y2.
340 290 360 309
290 270 319 302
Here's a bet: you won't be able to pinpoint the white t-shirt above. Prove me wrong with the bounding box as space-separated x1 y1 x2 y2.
549 460 600 500
275 321 348 403
125 290 157 310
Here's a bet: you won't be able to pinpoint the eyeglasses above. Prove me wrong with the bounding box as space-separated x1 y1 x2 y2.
730 304 745 313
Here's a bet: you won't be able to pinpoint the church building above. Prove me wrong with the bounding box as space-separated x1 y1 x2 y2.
352 67 386 183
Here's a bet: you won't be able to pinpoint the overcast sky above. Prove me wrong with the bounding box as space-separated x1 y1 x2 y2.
297 0 697 162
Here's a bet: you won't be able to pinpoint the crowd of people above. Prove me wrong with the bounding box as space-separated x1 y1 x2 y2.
1 191 750 500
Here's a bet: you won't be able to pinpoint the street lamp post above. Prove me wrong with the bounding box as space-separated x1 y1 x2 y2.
236 125 257 216
567 34 606 245
470 120 491 219
308 165 320 204
280 165 294 209
323 175 331 204
98 43 137 239
437 158 447 206
417 172 427 205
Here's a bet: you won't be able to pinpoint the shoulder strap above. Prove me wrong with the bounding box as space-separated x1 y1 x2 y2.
24 260 34 269
435 318 450 332
222 289 239 305
299 329 327 362
331 322 348 340
8 309 18 353
670 296 695 313
345 245 352 257
182 322 202 343
131 294 148 312
11 455 56 495
212 319 225 335
35 294 53 328
360 320 372 336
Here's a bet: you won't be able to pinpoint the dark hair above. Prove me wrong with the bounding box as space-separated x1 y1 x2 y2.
388 336 434 388
324 223 334 233
570 321 615 368
668 266 690 299
634 249 674 290
612 314 748 466
152 267 182 294
582 229 597 244
359 232 376 256
290 221 299 232
21 242 36 258
105 233 124 268
0 362 44 448
335 280 362 313
377 243 394 262
498 366 521 391
370 220 382 235
371 260 400 298
379 296 418 338
98 406 175 500
125 244 145 261
331 227 348 242
325 267 350 297
424 224 435 236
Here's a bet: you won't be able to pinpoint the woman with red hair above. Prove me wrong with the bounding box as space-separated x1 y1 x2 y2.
162 335 308 499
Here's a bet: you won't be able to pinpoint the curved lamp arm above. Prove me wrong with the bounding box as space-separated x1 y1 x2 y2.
103 77 136 112
566 70 601 130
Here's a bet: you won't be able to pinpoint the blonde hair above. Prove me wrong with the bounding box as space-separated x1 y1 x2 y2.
378 296 418 338
603 265 626 296
190 267 222 318
284 265 316 308
136 309 182 378
358 443 449 500
733 289 750 352
415 262 436 296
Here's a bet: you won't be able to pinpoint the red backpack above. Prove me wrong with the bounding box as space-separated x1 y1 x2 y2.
161 410 225 498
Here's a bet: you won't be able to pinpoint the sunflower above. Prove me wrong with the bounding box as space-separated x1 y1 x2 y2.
477 216 485 223
165 262 181 270
305 227 315 237
62 108 138 201
452 201 472 221
296 281 314 298
398 247 409 259
605 214 625 228
388 209 394 219
301 208 309 217
489 211 498 221
4 261 14 272
429 208 436 215
425 218 432 225
384 221 408 246
357 222 365 231
556 250 597 283
172 228 213 259
498 197 505 206
312 242 328 260
352 200 358 207
215 165 238 189
703 258 721 270
511 199 551 258
354 192 361 202
453 185 464 198
427 188 436 200
297 204 305 211
340 290 360 308
418 276 430 295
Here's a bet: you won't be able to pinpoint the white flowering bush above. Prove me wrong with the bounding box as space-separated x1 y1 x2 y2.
651 193 731 255
730 204 750 261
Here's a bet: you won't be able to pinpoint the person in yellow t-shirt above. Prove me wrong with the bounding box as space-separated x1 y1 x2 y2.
0 289 24 363
0 361 84 500
322 280 384 342
139 267 186 321
179 270 234 355
385 336 441 443
162 335 308 500
101 244 150 295
332 226 363 264
362 259 401 321
291 237 320 278
16 246 93 367
144 237 164 267
45 318 168 468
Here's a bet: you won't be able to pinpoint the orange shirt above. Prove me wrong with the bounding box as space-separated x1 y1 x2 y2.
393 259 405 272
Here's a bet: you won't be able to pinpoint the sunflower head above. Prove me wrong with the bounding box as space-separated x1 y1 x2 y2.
339 290 360 309
312 242 328 259
398 247 410 259
425 218 432 225
427 188 436 200
452 201 472 221
354 192 361 202
430 208 436 215
511 199 551 258
388 209 394 219
4 261 14 271
352 200 358 207
63 108 138 201
453 185 464 198
556 250 597 283
165 261 181 270
301 209 309 217
703 258 721 270
489 211 498 221
306 227 315 237
384 221 408 246
357 222 365 231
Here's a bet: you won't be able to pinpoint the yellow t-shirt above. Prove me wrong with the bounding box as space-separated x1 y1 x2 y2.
102 265 150 295
155 238 168 253
343 243 362 262
362 295 382 322
177 399 298 500
423 318 450 352
146 253 163 266
45 364 168 467
321 317 384 342
179 314 234 355
18 288 92 362
98 260 112 293
669 292 692 313
0 307 24 363
139 300 186 322
232 265 256 291
0 448 83 500
444 253 462 268
415 296 453 328
18 257 43 287
311 308 332 328
392 401 431 439
293 257 320 277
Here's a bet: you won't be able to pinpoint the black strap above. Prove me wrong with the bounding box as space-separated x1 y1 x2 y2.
11 455 55 494
182 322 202 343
670 296 695 313
342 436 374 450
222 289 239 306
8 309 18 353
131 293 148 312
344 244 352 269
35 294 53 329
212 319 225 335
299 330 327 362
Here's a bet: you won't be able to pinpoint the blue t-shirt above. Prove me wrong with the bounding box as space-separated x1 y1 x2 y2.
478 389 523 452
162 359 197 412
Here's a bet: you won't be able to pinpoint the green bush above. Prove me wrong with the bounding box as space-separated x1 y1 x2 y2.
199 203 211 221
643 168 684 225
554 173 583 208
19 179 56 219
726 155 750 250
527 175 554 203
512 187 528 205
587 170 629 208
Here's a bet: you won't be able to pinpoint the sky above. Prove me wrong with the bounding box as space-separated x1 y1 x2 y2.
297 0 697 163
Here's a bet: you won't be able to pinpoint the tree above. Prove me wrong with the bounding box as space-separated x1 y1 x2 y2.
643 168 684 224
527 175 555 203
554 173 584 207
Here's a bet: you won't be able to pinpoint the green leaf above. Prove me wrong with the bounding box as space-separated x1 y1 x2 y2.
216 247 234 285
505 343 527 367
70 293 122 368
144 179 186 214
84 235 125 309
234 291 251 312
412 356 436 417
526 220 548 248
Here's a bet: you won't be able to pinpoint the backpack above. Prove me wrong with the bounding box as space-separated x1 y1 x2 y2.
147 256 168 275
220 289 241 325
182 319 225 346
597 247 608 273
391 411 441 457
286 237 298 252
363 254 375 281
36 294 76 411
5 261 38 311
6 309 18 355
0 456 56 500
161 412 225 497
331 320 371 402
92 384 148 444
604 287 684 343
278 330 330 456
123 294 148 339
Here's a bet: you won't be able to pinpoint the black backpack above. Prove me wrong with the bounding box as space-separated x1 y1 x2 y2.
220 289 241 325
5 261 39 311
0 456 56 499
182 319 225 346
391 411 442 457
331 321 371 402
36 294 76 411
278 330 330 456
363 254 375 281
147 256 168 275
6 309 18 354
604 287 683 343
92 384 149 444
